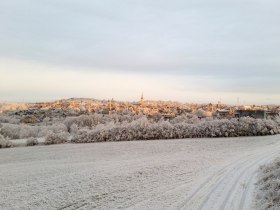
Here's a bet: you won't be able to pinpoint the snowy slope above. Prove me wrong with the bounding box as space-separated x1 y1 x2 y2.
0 135 280 210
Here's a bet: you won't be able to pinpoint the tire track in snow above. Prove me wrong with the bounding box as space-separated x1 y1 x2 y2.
178 152 262 209
199 158 256 209
188 154 260 210
235 152 279 210
217 152 275 210
238 170 258 210
179 141 280 210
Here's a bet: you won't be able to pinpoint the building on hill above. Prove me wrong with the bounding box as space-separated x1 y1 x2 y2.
266 110 280 119
215 109 232 119
235 110 267 119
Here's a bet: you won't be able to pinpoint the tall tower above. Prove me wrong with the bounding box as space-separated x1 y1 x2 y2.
140 92 144 106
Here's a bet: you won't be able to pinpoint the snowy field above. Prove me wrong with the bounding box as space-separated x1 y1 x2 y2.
1 135 280 210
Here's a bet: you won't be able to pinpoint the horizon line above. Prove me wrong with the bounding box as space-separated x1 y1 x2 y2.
0 97 279 107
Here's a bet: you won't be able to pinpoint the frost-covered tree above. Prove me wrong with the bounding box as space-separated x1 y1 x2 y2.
26 137 39 146
0 122 69 140
44 131 68 145
0 134 12 148
69 123 79 134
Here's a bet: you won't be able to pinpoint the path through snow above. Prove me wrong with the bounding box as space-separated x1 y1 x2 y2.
0 135 279 209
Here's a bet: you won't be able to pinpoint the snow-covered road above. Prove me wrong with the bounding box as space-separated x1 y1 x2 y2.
0 135 280 210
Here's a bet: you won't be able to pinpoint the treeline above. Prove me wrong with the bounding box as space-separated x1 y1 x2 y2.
71 116 280 143
0 113 279 147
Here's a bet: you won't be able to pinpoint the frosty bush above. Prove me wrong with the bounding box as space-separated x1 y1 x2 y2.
0 134 12 149
274 116 280 126
69 123 79 134
0 115 20 124
0 116 11 123
0 123 41 139
50 123 68 134
0 124 18 139
44 132 68 145
63 112 143 131
255 158 280 210
1 112 279 145
26 137 39 146
0 123 69 139
170 114 200 124
72 117 280 143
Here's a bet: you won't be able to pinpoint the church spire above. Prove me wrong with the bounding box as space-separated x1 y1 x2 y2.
140 92 144 106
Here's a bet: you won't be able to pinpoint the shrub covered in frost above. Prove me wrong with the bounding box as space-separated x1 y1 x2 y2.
0 115 12 123
255 158 280 210
170 114 201 124
44 132 68 145
0 134 12 148
275 116 280 126
63 113 143 131
0 123 68 139
0 115 20 124
69 123 79 134
50 123 68 134
26 137 39 146
0 123 24 139
1 112 279 145
71 117 280 143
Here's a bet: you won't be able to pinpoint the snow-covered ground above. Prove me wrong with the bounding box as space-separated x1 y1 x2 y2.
0 135 280 210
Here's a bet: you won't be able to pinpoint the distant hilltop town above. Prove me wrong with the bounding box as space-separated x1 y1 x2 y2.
0 95 279 124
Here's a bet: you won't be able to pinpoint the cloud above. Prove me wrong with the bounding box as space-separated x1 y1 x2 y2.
0 0 279 104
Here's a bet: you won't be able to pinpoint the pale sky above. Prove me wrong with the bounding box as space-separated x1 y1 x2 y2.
0 0 280 105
